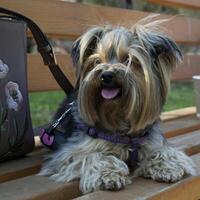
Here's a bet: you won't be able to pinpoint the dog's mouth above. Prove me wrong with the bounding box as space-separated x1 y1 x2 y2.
101 87 121 100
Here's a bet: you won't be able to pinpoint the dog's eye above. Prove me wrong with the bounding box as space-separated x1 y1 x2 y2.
94 58 101 65
123 57 130 66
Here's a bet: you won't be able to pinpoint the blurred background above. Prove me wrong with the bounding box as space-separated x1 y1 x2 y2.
28 0 200 128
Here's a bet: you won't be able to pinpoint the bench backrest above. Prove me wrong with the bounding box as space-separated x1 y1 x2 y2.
147 0 200 81
148 0 200 10
1 0 200 92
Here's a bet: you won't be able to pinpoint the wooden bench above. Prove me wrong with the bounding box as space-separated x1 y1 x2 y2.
0 0 200 199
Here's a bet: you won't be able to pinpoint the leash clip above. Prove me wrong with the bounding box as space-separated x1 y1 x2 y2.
40 101 74 148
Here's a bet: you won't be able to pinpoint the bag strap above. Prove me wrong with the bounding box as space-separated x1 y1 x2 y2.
0 7 74 95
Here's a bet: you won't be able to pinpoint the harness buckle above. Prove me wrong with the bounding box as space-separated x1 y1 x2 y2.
87 127 98 138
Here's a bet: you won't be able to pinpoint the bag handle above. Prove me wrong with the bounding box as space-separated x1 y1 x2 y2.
0 7 74 95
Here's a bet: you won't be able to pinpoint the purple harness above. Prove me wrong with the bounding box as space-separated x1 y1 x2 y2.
40 104 151 165
76 123 150 165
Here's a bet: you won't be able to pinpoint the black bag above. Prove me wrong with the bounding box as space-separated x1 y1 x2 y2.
0 7 74 161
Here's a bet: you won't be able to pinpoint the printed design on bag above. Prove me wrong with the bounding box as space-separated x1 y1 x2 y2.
5 81 23 112
0 59 9 79
7 112 28 158
0 101 27 159
0 104 28 159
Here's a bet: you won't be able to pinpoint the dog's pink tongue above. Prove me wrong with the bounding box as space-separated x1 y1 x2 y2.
101 88 120 100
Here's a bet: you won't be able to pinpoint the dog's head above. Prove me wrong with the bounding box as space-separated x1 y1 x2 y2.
71 18 182 134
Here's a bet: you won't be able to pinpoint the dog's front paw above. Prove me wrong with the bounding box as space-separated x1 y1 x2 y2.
100 172 132 191
135 148 196 182
137 162 185 182
79 156 131 193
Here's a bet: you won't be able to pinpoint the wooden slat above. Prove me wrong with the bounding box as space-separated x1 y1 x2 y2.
0 176 80 200
0 149 45 183
149 176 200 200
168 129 200 155
34 136 43 151
0 108 196 184
1 0 200 43
161 107 196 122
0 112 197 184
28 53 200 92
149 154 200 200
162 115 200 138
148 0 200 10
27 54 76 92
172 55 200 81
74 153 200 200
0 136 44 183
1 115 200 199
0 146 199 200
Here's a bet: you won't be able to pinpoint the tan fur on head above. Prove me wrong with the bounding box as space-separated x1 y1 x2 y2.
40 17 194 194
72 16 182 134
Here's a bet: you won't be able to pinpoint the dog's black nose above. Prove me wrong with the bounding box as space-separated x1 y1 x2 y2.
101 71 115 87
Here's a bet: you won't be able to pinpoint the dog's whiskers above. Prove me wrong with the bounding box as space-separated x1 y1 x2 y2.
40 18 195 194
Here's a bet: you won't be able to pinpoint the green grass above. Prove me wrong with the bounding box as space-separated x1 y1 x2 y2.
163 82 195 111
29 82 195 127
29 91 65 127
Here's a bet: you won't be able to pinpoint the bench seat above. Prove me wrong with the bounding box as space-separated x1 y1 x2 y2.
1 107 200 200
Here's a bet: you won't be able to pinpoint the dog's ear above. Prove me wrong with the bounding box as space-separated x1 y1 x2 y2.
71 38 81 67
132 20 182 72
144 32 182 70
131 19 183 107
71 26 109 77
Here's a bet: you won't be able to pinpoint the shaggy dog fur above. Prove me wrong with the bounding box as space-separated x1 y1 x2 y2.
39 16 196 194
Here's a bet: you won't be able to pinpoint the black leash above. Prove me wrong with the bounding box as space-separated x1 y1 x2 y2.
0 7 74 95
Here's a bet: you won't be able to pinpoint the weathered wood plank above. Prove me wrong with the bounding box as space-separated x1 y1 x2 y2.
0 123 200 200
148 0 200 10
1 109 197 184
0 149 45 183
0 119 200 192
162 115 200 138
27 54 76 92
27 53 200 92
168 129 200 155
149 154 200 200
1 0 200 43
0 176 80 200
172 55 200 81
149 176 200 200
34 136 43 151
0 153 199 200
0 109 199 200
161 107 196 122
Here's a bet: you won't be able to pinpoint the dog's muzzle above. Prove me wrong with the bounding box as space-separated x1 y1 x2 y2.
101 71 116 87
100 71 121 100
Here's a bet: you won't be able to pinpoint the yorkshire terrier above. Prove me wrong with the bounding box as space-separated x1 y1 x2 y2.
39 17 195 194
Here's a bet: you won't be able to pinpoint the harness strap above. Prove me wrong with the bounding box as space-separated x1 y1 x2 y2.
76 123 150 165
0 7 74 95
39 102 152 165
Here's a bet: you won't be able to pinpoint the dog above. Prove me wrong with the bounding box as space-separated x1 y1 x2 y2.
39 16 195 194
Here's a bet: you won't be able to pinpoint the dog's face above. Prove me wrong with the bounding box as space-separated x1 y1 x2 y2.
72 20 182 134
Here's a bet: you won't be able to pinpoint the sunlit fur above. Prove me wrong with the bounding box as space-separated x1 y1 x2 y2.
40 16 195 193
75 19 182 133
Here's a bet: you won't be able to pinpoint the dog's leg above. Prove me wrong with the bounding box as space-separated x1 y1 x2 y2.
135 126 196 182
79 153 131 193
41 152 131 193
39 137 131 193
